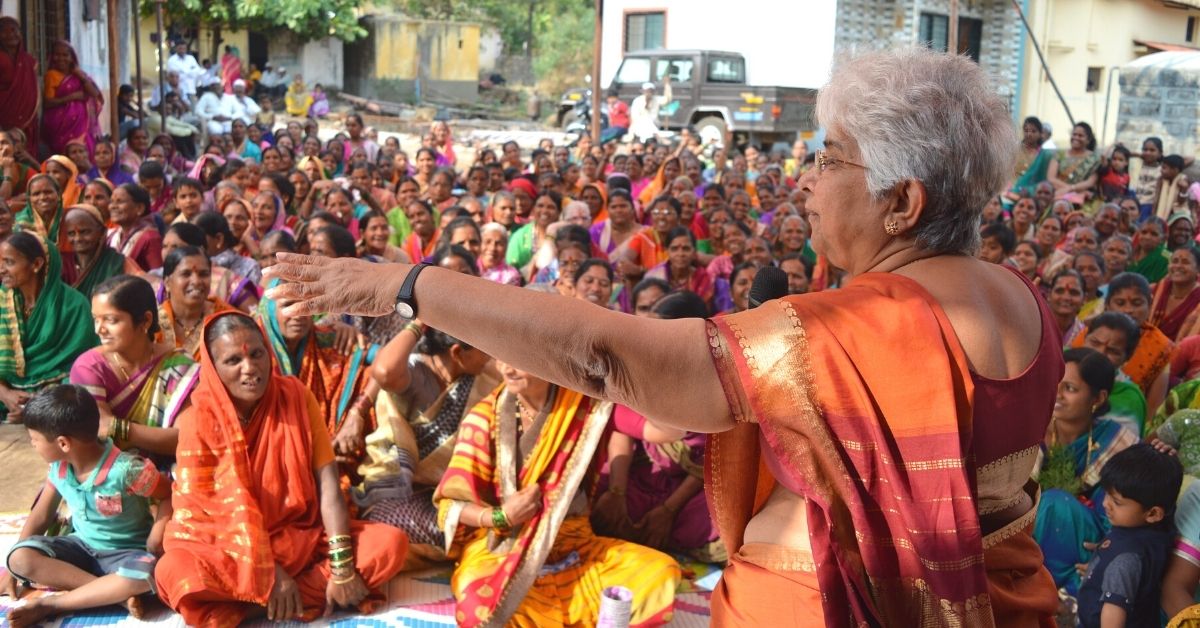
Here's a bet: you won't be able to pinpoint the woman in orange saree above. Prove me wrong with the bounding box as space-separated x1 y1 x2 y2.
433 363 679 627
265 47 1062 628
154 312 407 626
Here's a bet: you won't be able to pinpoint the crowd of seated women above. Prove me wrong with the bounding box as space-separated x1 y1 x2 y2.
9 93 1200 624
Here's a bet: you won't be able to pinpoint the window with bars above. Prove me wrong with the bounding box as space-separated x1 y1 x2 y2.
624 11 665 52
918 13 983 62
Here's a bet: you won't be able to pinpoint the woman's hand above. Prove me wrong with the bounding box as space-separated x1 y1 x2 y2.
332 409 367 461
591 489 630 535
265 254 408 318
0 387 31 420
500 484 543 527
267 563 304 621
328 321 359 356
637 505 675 550
324 571 369 616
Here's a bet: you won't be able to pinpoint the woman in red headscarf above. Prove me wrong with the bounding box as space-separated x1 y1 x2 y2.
155 312 408 626
41 40 102 157
0 17 39 154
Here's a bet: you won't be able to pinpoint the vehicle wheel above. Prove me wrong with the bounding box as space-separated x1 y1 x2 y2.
695 116 728 145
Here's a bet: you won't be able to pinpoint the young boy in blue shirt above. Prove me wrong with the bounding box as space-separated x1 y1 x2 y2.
1077 443 1183 628
1 385 172 627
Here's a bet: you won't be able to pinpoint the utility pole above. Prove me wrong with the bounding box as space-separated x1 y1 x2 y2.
155 0 166 121
591 0 603 144
132 0 144 124
107 0 119 136
1010 0 1074 126
948 0 959 55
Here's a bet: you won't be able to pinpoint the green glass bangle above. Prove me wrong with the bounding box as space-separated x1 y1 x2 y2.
491 507 510 531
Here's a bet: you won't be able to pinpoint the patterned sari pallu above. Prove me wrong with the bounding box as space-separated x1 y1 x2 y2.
706 273 1055 627
435 388 679 628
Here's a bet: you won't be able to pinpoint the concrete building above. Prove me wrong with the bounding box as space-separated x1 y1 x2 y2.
1017 0 1200 149
343 16 481 104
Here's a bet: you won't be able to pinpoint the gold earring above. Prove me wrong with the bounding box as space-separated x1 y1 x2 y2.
885 220 900 235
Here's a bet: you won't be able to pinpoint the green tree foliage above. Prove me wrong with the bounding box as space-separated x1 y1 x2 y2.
157 0 367 43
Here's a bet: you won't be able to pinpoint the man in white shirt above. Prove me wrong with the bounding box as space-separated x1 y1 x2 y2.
194 84 229 136
165 41 206 100
1041 121 1057 151
630 76 672 142
257 65 289 99
149 71 190 109
220 79 261 131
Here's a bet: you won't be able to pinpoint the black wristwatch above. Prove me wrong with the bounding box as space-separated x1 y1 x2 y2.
394 263 431 319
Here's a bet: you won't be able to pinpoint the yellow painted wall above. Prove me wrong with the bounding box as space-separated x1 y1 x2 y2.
370 18 479 82
129 16 248 89
1018 0 1200 146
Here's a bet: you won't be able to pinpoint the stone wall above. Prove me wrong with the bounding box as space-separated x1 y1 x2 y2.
1117 52 1200 156
833 0 1023 110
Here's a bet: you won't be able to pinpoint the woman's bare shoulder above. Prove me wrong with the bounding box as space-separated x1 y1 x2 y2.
901 257 1042 378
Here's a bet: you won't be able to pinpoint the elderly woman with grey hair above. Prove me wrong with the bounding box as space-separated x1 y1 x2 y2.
267 48 1059 626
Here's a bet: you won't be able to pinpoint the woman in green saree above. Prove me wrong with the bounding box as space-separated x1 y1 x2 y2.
1048 122 1101 203
69 274 197 461
1034 347 1136 594
1128 217 1171 284
1006 116 1052 199
59 204 140 297
14 174 66 249
1079 311 1148 437
0 232 98 421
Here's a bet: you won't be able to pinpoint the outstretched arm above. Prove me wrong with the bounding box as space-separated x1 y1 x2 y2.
265 257 734 433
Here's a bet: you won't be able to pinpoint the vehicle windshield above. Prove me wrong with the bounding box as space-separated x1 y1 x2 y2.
708 57 745 83
616 58 651 85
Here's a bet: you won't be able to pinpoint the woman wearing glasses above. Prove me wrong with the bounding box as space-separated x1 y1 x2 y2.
269 48 1059 627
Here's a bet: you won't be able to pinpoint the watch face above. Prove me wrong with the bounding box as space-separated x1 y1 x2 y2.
395 301 415 318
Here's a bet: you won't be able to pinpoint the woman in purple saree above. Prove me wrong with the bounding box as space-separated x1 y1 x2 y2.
41 40 102 157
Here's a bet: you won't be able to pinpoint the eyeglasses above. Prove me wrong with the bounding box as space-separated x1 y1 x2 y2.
815 150 867 174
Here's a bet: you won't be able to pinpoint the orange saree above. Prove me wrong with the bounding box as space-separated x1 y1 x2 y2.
705 272 1056 627
154 313 407 627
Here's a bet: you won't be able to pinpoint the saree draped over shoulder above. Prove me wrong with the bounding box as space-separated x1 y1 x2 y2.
705 272 1058 627
435 388 679 628
0 236 99 416
154 313 407 627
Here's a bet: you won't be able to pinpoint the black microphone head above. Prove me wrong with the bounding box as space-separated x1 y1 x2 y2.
749 265 789 308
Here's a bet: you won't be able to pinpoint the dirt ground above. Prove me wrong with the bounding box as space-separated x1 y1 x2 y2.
0 424 43 513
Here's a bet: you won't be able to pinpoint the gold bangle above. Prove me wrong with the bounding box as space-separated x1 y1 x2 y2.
327 534 351 545
608 485 626 497
476 506 488 528
403 322 424 340
331 572 358 585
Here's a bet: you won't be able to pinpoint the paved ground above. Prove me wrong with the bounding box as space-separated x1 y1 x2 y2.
0 424 43 513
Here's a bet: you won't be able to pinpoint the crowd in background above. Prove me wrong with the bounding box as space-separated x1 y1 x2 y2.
10 12 1200 626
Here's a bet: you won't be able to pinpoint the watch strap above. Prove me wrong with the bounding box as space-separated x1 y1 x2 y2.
396 263 431 316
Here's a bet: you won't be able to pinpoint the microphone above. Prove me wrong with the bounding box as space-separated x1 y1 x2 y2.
748 265 789 309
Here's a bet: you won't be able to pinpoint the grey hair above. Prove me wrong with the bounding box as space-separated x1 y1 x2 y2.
490 190 515 207
480 222 509 241
815 47 1015 255
563 200 591 220
1106 234 1133 256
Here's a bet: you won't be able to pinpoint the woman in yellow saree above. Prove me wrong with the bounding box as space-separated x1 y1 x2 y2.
434 362 679 627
